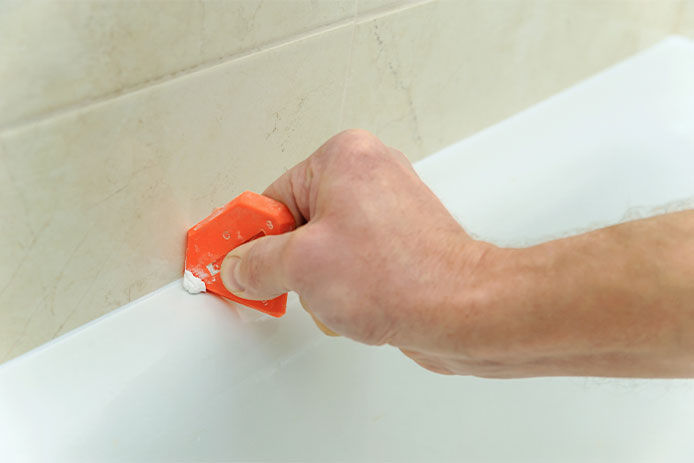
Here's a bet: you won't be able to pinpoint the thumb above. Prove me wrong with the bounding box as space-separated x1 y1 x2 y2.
220 233 293 300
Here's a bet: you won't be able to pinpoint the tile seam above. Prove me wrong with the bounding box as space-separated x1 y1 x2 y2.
355 0 436 25
0 16 356 135
0 0 437 136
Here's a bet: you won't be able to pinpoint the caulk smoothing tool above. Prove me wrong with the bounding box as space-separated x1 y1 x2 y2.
183 191 295 317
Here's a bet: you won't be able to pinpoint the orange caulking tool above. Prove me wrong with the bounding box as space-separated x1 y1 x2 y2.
184 191 295 317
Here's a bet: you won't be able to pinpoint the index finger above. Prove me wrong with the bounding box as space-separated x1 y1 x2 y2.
262 128 353 226
262 155 314 227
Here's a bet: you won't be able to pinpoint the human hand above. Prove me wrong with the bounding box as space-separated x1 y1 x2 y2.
219 129 493 374
220 129 694 378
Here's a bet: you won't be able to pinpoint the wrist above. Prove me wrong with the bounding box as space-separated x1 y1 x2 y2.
463 230 694 378
451 243 535 359
449 241 586 377
424 211 694 378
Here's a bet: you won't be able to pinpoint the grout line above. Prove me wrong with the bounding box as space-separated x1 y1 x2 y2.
0 0 436 136
0 16 354 135
354 0 436 24
337 0 360 131
0 279 185 371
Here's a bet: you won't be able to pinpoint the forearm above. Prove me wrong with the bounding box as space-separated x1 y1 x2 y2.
222 129 691 378
470 210 694 378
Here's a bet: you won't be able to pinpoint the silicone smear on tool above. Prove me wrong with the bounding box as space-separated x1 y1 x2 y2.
184 191 295 317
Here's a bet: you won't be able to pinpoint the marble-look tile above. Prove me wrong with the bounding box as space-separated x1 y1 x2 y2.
342 0 681 162
0 0 355 128
0 25 352 362
357 0 424 15
677 0 694 37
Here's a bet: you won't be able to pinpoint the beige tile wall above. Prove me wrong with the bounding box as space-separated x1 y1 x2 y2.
677 0 694 36
343 0 685 159
0 0 690 362
0 0 356 129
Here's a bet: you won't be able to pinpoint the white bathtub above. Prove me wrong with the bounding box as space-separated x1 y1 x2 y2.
2 36 694 462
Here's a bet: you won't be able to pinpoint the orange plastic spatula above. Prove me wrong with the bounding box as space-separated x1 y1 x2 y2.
184 191 295 317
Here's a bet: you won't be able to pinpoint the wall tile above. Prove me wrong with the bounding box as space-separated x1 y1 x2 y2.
0 0 355 129
0 25 352 362
341 0 681 161
2 0 690 363
677 0 694 37
357 0 422 15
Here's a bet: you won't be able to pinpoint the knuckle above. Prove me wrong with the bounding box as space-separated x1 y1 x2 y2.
327 129 386 162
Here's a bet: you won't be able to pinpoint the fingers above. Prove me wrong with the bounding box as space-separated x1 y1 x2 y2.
220 232 295 300
399 348 454 375
219 229 339 338
262 148 327 227
262 157 313 226
261 129 399 225
220 235 341 338
300 296 340 336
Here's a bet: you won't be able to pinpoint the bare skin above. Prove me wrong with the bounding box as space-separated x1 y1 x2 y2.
220 129 694 378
